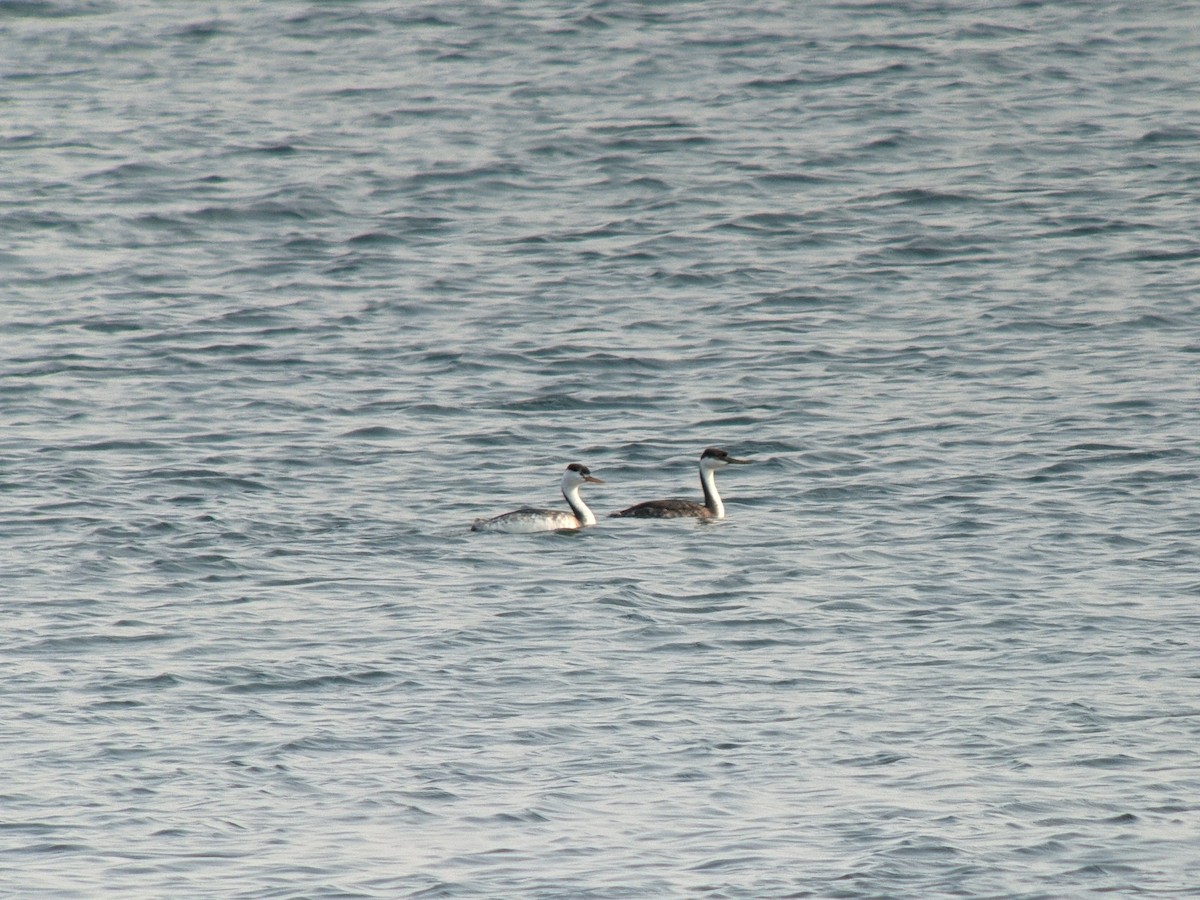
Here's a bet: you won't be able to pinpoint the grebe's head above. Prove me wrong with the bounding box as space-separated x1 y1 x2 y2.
700 447 750 469
564 463 604 485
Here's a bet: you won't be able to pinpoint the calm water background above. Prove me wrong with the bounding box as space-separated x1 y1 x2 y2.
3 1 1199 897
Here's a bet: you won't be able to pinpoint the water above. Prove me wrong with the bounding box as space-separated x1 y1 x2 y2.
3 1 1199 896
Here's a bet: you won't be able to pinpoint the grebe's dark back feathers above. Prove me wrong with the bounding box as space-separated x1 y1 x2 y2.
610 498 712 519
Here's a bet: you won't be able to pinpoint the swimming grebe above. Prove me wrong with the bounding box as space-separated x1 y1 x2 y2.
471 463 604 533
610 447 749 519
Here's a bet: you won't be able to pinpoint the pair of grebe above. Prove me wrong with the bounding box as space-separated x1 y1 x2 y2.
470 448 750 534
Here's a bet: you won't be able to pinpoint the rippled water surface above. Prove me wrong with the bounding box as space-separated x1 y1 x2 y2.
3 1 1200 896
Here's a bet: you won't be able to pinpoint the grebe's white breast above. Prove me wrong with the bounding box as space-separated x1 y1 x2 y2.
471 507 585 534
471 463 604 534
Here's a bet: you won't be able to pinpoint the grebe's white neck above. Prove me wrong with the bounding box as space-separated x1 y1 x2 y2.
699 462 724 519
563 479 596 526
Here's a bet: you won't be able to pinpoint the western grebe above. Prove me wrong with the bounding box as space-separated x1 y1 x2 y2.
470 463 604 533
610 447 749 519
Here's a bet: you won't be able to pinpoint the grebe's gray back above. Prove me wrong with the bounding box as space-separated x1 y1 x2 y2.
610 448 749 520
471 463 604 533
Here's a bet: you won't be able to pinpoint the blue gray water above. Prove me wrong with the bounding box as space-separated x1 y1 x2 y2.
3 1 1200 896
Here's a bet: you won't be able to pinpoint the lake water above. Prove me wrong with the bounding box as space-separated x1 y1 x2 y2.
3 1 1199 896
